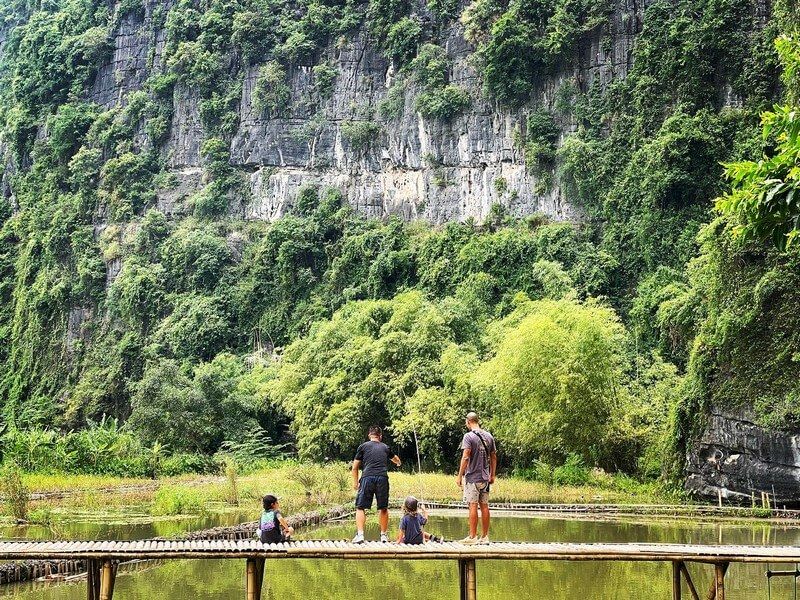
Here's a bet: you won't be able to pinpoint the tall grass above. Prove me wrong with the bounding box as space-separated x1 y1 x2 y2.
151 486 208 516
2 463 30 521
224 458 239 506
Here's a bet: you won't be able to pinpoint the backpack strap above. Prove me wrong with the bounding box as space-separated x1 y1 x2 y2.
471 430 492 470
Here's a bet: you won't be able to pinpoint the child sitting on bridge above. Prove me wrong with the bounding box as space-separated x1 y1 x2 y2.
258 495 294 544
397 496 442 544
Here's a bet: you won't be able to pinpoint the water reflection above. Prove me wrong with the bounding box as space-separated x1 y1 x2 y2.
3 513 800 599
0 511 253 541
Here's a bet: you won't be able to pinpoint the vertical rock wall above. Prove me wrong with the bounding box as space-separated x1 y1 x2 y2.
686 406 800 506
83 0 648 224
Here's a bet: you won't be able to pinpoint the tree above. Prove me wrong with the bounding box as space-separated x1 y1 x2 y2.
475 295 628 467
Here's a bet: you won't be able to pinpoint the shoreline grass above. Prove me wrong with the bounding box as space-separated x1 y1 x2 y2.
3 463 678 524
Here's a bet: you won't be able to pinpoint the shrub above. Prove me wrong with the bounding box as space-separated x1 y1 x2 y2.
1 464 29 521
159 453 220 476
295 185 320 215
366 0 411 42
167 42 224 94
312 63 337 99
427 0 460 21
152 486 207 516
524 109 559 174
379 81 406 119
415 85 470 119
193 184 229 219
99 151 159 220
107 259 168 331
290 463 321 498
385 17 423 64
551 455 591 486
253 62 291 116
410 43 449 89
217 429 289 471
340 121 382 150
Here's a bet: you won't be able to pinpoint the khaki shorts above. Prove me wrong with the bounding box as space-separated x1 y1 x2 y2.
463 481 489 504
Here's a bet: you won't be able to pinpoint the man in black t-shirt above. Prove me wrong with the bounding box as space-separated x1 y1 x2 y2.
351 425 401 543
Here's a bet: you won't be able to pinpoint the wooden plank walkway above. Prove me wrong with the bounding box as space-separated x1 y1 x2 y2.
0 540 792 599
0 539 798 562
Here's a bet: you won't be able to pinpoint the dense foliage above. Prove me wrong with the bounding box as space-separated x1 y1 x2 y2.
0 0 795 485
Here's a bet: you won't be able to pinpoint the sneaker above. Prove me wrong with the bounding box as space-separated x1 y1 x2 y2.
478 536 490 544
459 536 478 545
429 535 444 543
380 533 389 543
352 533 365 544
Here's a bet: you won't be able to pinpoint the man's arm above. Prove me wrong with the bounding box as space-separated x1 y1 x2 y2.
352 459 362 490
455 447 470 488
489 451 497 484
391 454 401 467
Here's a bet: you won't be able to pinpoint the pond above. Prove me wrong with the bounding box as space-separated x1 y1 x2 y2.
0 509 253 541
3 511 800 599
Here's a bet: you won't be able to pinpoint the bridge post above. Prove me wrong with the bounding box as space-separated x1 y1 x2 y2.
458 559 476 600
86 559 101 600
673 561 682 600
705 562 728 600
714 563 727 600
99 560 116 600
679 563 700 600
246 558 265 600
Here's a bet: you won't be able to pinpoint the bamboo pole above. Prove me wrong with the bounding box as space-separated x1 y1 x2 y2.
255 559 264 598
705 563 728 600
463 559 476 600
715 563 727 600
679 563 700 600
99 560 115 600
246 558 264 600
673 562 682 600
86 559 100 600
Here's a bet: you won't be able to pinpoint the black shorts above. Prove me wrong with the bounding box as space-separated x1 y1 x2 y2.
356 475 390 510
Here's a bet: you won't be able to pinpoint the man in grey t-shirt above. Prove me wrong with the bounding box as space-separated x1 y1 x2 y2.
455 412 496 544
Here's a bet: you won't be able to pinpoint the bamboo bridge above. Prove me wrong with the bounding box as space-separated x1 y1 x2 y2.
2 540 800 599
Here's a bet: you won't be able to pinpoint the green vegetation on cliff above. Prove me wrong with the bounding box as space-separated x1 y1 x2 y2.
0 0 797 486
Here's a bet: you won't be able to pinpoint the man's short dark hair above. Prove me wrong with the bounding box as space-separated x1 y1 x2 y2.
368 425 382 437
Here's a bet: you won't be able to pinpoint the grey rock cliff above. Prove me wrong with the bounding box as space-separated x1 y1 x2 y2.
686 406 800 506
85 0 647 224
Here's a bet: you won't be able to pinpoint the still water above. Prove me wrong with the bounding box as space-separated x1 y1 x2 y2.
2 512 800 599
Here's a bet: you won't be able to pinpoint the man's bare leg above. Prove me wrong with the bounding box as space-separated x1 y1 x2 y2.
356 509 366 532
479 502 490 537
468 502 479 538
378 509 389 533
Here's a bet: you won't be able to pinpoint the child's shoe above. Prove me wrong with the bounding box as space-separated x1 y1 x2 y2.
478 536 490 544
380 532 389 543
429 535 443 543
352 532 365 544
459 536 478 544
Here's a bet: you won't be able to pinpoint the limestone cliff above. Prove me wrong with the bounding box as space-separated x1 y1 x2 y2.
81 0 646 224
686 406 800 506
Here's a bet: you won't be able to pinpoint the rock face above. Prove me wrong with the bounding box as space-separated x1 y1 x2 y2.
82 0 649 224
685 406 800 506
